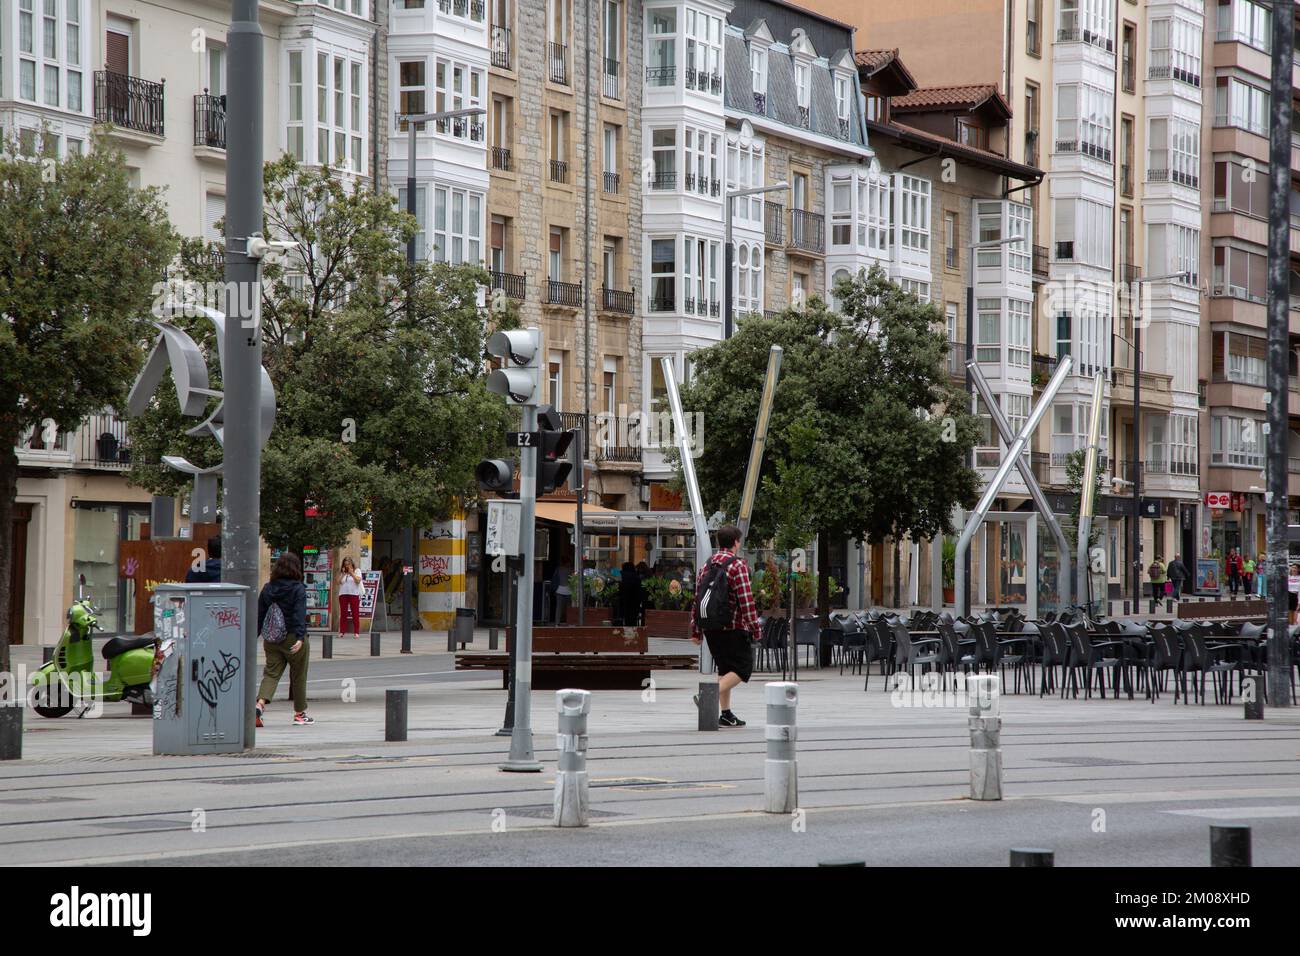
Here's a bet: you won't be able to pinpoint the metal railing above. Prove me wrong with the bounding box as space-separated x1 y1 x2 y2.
193 91 225 149
490 270 526 300
646 66 675 86
95 71 165 136
1148 168 1199 188
548 42 569 84
491 27 512 69
789 209 824 254
79 412 132 469
797 105 810 129
546 279 583 307
765 202 785 244
650 170 676 190
838 117 851 139
600 287 635 314
945 247 958 269
754 92 766 115
603 59 620 98
603 171 620 194
549 159 569 183
491 146 511 171
648 293 675 312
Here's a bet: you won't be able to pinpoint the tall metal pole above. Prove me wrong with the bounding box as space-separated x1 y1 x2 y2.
1132 322 1142 609
402 122 419 655
1077 371 1105 612
227 0 264 748
574 427 585 624
578 0 592 624
737 346 783 548
1266 2 1294 706
724 201 734 340
502 402 542 770
964 258 975 615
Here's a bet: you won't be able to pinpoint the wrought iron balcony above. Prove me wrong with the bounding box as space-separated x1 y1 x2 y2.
603 171 620 194
491 27 512 69
645 66 675 86
600 287 635 314
650 170 676 190
490 270 526 300
797 105 810 128
546 279 583 307
648 293 675 312
80 412 132 469
548 43 569 84
603 59 620 98
491 146 511 171
765 202 785 244
753 92 766 115
95 70 165 136
193 91 225 149
789 209 824 254
549 159 569 183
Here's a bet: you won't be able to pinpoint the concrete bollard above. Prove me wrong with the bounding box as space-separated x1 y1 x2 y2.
697 680 720 732
446 626 455 653
553 688 591 827
322 632 333 660
1210 825 1252 867
42 646 54 664
370 631 381 657
968 674 1002 801
1010 848 1054 867
385 689 408 742
1243 676 1264 720
764 682 798 813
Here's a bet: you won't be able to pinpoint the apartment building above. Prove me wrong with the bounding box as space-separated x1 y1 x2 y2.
810 0 1207 604
4 0 376 644
1202 0 1300 562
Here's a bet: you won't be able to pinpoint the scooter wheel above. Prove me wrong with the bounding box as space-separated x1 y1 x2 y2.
31 686 73 719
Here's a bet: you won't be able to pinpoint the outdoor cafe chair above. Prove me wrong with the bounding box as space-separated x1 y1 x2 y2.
1064 625 1131 700
936 620 977 691
1148 624 1185 703
890 620 941 688
1182 633 1240 705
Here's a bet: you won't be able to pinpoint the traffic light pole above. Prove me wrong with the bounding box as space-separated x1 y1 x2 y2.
502 403 542 771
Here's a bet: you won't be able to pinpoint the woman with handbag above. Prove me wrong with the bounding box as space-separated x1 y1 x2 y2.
255 552 313 726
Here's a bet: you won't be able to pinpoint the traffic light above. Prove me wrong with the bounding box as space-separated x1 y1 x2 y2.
475 458 514 493
536 404 575 495
486 328 540 406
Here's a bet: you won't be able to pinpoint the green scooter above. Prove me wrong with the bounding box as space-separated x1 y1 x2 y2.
29 600 158 717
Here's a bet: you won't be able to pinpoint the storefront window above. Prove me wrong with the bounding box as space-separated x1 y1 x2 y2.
72 503 150 635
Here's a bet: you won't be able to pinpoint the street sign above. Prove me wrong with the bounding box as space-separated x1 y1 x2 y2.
1204 491 1231 509
486 499 522 557
507 431 538 447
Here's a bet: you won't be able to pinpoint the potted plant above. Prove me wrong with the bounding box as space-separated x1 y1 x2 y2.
563 570 617 625
942 537 956 604
642 574 694 639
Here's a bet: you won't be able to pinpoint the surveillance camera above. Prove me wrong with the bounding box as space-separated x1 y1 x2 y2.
245 234 299 263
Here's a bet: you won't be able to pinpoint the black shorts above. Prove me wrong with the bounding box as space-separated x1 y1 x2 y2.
704 629 754 683
1289 592 1297 612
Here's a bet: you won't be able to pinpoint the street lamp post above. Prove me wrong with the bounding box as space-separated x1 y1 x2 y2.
402 107 485 653
724 181 789 339
963 235 1021 616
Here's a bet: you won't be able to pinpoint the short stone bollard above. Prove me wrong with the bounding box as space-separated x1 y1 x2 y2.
1010 848 1054 867
385 689 408 742
764 682 798 814
1243 676 1264 720
322 632 333 660
446 626 456 653
696 680 719 732
370 631 381 657
967 674 1002 801
1210 824 1252 867
553 688 591 827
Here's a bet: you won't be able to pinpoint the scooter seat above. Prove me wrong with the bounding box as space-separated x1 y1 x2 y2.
101 635 155 661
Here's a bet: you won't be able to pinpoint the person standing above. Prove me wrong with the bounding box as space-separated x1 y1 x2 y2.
690 525 760 727
1241 554 1255 597
1226 548 1242 597
1166 554 1188 602
1289 563 1300 625
1256 553 1269 598
618 561 644 627
256 552 312 726
185 535 223 583
551 559 572 624
1146 557 1166 609
338 557 363 639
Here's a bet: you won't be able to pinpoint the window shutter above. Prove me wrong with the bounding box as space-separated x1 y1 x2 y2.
205 193 226 242
106 31 129 75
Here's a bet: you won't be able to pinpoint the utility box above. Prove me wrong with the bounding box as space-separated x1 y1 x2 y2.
151 583 249 755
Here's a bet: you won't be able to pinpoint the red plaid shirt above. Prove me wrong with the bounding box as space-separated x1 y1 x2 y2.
691 551 761 640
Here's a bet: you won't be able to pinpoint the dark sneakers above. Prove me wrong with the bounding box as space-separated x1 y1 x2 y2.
718 710 746 727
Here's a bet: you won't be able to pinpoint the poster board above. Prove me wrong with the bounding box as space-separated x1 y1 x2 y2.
358 570 384 635
1195 558 1220 594
301 546 333 632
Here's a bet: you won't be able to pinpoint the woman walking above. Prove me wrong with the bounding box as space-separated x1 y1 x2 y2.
256 552 313 727
1256 554 1269 598
338 557 363 639
1241 554 1256 597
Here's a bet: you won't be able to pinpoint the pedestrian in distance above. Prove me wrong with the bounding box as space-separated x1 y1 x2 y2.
1289 564 1300 626
618 560 644 627
256 552 313 726
338 557 363 639
1241 554 1255 597
1166 554 1188 601
690 524 761 727
551 559 572 625
185 535 223 583
1227 548 1242 597
1146 557 1165 609
1256 554 1268 598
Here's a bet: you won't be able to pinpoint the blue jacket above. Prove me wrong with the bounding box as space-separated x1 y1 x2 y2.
185 558 222 583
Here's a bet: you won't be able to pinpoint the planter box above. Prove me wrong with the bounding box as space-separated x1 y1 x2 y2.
566 607 612 625
644 608 692 640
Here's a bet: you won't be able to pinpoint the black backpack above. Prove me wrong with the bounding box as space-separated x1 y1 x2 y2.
694 556 736 632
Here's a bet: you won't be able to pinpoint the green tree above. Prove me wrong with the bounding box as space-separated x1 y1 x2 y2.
1063 447 1105 551
0 136 177 670
128 156 513 554
676 266 981 621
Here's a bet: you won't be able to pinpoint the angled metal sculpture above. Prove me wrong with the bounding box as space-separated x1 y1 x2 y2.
126 302 277 519
954 355 1073 616
969 365 1071 609
737 345 783 549
1075 370 1105 611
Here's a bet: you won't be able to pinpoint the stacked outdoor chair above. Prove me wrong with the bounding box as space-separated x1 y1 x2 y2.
1062 621 1131 699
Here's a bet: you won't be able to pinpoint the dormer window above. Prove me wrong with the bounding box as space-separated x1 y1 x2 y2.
795 61 810 109
750 45 766 112
956 117 987 150
834 74 850 121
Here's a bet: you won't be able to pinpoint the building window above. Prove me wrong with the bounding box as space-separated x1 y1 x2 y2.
1214 75 1268 135
1150 16 1203 86
1217 0 1271 52
864 171 891 256
1121 22 1135 92
432 186 483 264
1211 414 1263 468
1024 82 1039 165
649 237 675 311
1008 299 1031 367
901 279 930 303
1054 197 1112 267
834 73 851 124
944 211 958 269
685 7 722 93
1055 82 1112 160
1148 116 1200 187
19 0 82 110
312 52 366 172
977 298 1000 363
651 127 676 188
1213 156 1269 216
794 61 810 110
726 136 764 223
602 0 621 97
288 51 305 160
548 352 565 410
549 227 564 279
792 271 807 307
1212 244 1268 301
1147 223 1200 284
831 179 852 245
398 59 426 119
646 7 676 86
1214 329 1268 385
750 43 766 99
1027 0 1041 55
434 58 486 141
896 174 930 252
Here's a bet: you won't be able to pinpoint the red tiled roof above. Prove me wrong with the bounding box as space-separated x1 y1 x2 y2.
892 84 1011 119
867 119 1042 180
854 49 898 72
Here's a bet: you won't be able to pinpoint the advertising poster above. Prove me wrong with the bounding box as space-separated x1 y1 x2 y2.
301 546 333 632
1195 558 1220 594
358 571 384 634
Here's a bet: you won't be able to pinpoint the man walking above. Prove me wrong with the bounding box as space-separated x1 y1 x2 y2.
1226 548 1242 597
1166 554 1188 602
690 525 760 727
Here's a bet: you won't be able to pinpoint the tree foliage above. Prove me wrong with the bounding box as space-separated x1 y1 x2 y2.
128 157 513 553
0 135 177 662
676 266 981 617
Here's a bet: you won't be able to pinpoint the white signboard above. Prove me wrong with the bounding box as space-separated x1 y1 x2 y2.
486 499 522 557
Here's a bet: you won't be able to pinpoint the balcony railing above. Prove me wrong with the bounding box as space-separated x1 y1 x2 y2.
765 202 785 244
648 293 675 312
646 66 675 86
548 42 569 85
80 412 132 469
797 105 810 129
491 146 511 171
546 279 583 307
95 70 165 136
603 171 620 194
193 91 225 149
603 59 620 98
1148 168 1199 189
1033 244 1049 277
549 159 569 183
945 247 958 269
490 270 526 300
650 170 676 190
1149 64 1201 87
838 117 851 139
16 422 74 466
600 287 635 314
789 209 824 254
491 27 512 69
754 92 767 115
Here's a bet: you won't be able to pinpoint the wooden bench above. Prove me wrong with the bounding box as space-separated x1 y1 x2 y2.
1177 598 1268 622
455 625 698 689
